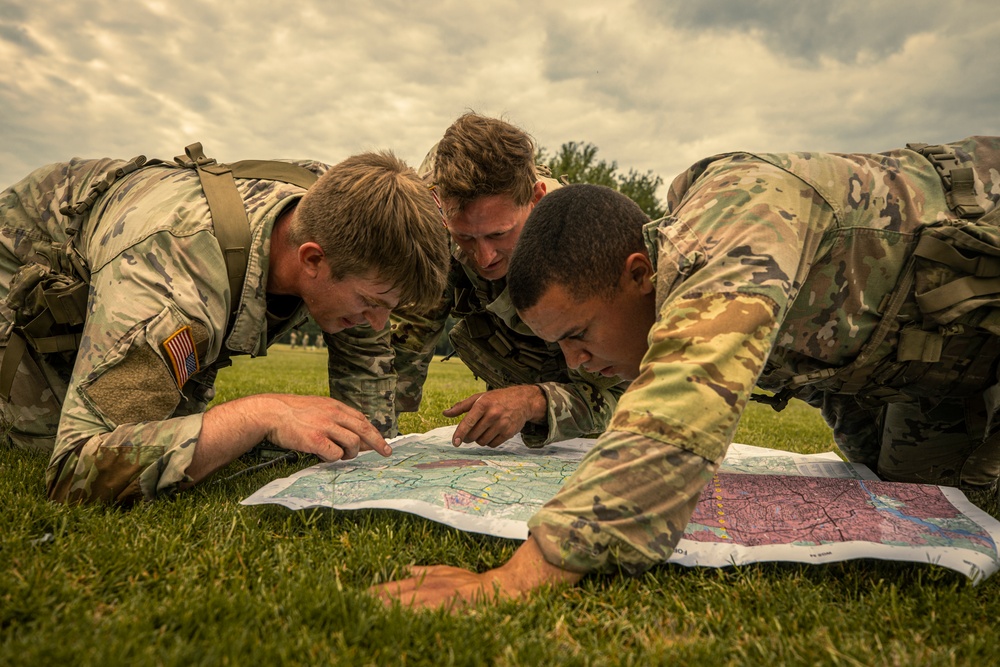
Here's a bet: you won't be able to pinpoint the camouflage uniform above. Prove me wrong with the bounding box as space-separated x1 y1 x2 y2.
0 155 328 503
326 172 626 446
529 136 1000 573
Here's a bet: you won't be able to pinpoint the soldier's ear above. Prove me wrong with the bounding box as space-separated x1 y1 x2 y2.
623 252 655 295
297 242 326 278
530 180 546 204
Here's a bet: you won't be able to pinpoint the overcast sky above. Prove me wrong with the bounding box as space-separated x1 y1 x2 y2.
2 0 998 198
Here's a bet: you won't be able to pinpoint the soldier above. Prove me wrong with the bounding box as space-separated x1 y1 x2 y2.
375 136 1000 608
289 331 299 349
326 113 626 448
0 144 449 504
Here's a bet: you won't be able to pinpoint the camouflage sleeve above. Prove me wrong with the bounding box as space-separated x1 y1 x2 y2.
529 433 717 573
390 295 452 414
522 373 628 447
46 229 229 505
325 323 398 437
527 158 835 572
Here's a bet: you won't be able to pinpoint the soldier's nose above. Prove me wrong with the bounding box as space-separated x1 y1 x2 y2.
559 343 589 369
366 308 390 330
476 241 497 267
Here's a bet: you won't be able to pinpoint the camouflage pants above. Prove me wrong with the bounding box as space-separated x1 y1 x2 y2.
817 391 1000 491
0 326 68 453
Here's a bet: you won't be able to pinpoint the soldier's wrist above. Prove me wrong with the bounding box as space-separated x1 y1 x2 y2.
527 384 548 424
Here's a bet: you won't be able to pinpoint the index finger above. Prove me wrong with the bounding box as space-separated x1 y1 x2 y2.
358 429 392 457
337 413 392 457
451 399 485 446
442 392 483 418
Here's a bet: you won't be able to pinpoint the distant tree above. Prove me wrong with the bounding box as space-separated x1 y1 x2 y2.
617 168 666 220
538 141 667 219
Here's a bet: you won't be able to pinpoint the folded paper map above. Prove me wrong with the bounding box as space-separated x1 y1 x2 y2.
242 426 1000 582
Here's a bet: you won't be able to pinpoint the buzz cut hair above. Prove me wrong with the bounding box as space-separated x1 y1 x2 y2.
508 184 649 311
432 112 537 217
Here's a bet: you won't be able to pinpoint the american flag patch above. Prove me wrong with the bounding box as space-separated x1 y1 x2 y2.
162 326 200 388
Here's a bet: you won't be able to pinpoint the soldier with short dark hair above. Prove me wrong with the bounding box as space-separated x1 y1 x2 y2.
326 113 626 448
376 135 1000 608
0 146 449 504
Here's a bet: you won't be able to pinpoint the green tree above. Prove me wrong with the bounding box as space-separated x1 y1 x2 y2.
538 141 666 219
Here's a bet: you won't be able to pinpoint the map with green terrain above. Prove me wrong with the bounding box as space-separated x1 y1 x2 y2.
243 426 1000 581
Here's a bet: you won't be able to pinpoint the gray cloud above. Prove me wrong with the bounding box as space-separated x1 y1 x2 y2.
1 0 999 198
637 0 957 64
0 22 42 54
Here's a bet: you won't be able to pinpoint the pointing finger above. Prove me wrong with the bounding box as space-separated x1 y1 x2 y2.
442 393 483 418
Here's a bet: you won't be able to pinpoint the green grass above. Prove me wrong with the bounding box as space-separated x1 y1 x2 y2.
2 346 999 665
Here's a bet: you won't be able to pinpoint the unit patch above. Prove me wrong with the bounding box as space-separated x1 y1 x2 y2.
162 326 200 388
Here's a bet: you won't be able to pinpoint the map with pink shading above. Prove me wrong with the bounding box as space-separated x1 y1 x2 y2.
684 474 996 557
244 426 1000 582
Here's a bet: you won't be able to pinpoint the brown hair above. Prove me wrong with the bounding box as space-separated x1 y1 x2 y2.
292 151 449 313
432 113 537 216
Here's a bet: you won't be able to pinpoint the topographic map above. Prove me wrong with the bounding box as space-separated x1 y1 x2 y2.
242 426 1000 582
243 427 587 539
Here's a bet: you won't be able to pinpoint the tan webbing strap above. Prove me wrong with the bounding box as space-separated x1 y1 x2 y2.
200 165 252 314
175 143 252 321
44 280 90 326
912 212 1000 314
907 142 986 219
949 167 983 218
174 145 319 323
229 160 319 189
0 332 27 401
18 309 81 354
29 333 83 355
914 235 1000 278
916 274 1000 314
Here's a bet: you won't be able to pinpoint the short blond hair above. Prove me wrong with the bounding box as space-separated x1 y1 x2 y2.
432 113 537 216
293 151 449 313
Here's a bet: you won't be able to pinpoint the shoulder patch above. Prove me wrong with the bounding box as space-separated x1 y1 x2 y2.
84 343 181 426
162 326 200 388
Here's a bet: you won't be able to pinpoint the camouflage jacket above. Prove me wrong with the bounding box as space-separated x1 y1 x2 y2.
0 156 328 503
529 136 1000 573
328 175 626 446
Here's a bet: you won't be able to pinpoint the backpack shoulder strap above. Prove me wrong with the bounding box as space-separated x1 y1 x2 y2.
907 142 986 219
173 143 319 324
228 159 319 189
175 143 252 322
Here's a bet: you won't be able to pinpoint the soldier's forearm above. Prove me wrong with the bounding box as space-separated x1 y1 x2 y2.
191 393 391 483
190 395 276 481
529 433 717 573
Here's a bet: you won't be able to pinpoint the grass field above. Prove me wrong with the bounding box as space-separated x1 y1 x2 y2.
3 346 999 665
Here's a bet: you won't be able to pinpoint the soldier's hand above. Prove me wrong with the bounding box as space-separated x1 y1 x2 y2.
192 394 392 483
266 394 392 461
371 536 582 611
444 385 547 448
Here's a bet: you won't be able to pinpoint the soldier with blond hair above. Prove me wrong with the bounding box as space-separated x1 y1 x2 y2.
0 144 448 504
